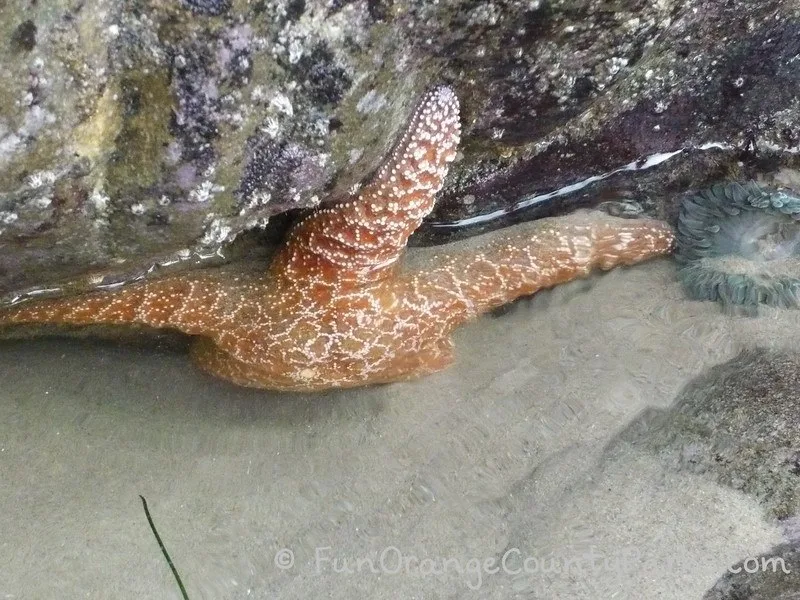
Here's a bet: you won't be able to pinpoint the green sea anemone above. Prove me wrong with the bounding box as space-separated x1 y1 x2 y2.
675 181 800 310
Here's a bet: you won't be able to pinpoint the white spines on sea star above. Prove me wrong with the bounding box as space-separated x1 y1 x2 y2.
270 85 461 287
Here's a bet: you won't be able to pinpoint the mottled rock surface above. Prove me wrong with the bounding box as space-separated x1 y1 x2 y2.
621 349 800 520
704 543 800 600
615 349 800 598
2 0 800 296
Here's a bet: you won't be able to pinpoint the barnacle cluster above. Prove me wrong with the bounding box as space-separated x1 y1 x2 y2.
676 181 800 310
180 0 231 16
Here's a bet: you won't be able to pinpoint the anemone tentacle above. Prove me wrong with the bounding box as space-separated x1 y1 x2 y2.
676 181 800 310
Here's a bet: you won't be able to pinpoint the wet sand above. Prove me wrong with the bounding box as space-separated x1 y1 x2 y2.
0 259 794 599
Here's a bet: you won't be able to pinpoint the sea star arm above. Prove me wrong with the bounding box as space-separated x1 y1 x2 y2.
268 85 461 288
402 210 675 332
0 274 241 336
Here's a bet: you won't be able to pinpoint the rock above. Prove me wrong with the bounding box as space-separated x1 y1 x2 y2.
703 543 800 600
621 349 800 521
617 349 800 598
2 0 800 296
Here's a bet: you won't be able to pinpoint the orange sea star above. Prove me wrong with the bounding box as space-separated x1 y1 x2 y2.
0 86 675 391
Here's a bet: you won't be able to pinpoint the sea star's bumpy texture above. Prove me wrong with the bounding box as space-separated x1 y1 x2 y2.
0 86 675 391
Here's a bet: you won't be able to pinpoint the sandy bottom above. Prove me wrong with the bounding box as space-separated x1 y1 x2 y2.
1 259 796 599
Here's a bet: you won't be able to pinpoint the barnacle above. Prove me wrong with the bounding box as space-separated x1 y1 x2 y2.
675 181 800 310
180 0 231 16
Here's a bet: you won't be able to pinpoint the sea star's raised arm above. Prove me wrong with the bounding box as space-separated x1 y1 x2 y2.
269 85 460 288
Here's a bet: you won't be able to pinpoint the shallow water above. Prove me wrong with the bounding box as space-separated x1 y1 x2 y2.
1 260 794 599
